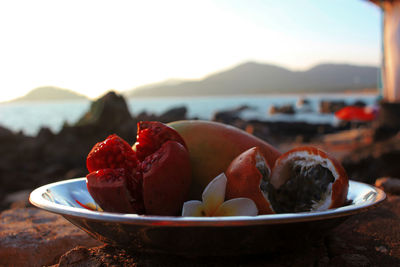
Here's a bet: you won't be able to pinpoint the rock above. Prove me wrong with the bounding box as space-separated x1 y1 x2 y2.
37 127 54 141
375 177 400 195
56 245 137 267
342 135 400 184
158 106 187 123
70 91 137 142
0 126 15 138
373 101 400 141
296 98 313 113
353 100 367 107
375 101 400 130
57 246 94 267
375 245 389 254
2 189 32 209
75 91 133 129
269 104 295 115
0 126 27 147
332 254 370 267
64 168 87 180
212 105 253 124
53 243 327 267
136 111 158 122
0 208 101 267
320 100 347 114
326 194 400 266
296 97 310 107
246 120 337 144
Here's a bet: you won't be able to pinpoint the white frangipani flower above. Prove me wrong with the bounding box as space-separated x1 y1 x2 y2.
182 173 258 217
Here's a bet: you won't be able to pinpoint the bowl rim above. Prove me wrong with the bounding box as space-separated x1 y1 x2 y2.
29 177 386 227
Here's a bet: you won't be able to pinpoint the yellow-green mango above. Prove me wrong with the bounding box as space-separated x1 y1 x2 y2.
168 120 281 200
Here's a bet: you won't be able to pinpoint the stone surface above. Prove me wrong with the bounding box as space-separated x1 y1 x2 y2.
319 100 347 113
269 104 295 115
52 243 329 267
49 195 400 267
3 189 32 209
55 246 137 267
343 135 400 184
375 177 400 195
326 194 400 266
0 208 101 267
212 105 253 125
245 119 339 144
158 106 188 123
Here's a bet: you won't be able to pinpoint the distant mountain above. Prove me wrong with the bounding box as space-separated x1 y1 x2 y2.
129 79 187 91
125 62 378 97
9 86 89 102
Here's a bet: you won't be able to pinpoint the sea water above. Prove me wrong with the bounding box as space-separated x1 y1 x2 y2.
0 93 379 136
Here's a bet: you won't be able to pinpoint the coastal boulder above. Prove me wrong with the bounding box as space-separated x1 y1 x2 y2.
320 100 347 114
65 90 138 143
75 91 134 129
269 104 295 115
212 105 253 124
158 106 187 123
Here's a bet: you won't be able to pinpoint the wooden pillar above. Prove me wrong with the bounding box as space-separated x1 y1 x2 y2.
369 1 400 139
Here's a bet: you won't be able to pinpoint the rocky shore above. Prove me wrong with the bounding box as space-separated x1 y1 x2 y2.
1 91 400 265
0 91 399 209
0 92 191 210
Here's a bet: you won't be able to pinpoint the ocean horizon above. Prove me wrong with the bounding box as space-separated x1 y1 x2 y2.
0 93 379 136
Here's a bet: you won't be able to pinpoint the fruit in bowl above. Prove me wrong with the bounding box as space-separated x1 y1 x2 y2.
268 146 349 213
86 121 191 215
225 147 274 214
83 120 349 217
225 146 349 214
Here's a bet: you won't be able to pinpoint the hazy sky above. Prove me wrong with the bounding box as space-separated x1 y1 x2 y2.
0 0 381 102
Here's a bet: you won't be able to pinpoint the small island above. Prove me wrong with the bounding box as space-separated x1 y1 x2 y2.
6 86 88 102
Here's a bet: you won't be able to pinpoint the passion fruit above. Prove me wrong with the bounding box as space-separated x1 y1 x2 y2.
268 146 349 213
225 147 274 214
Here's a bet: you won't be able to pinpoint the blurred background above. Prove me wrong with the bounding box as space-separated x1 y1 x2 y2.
0 0 381 133
1 0 400 209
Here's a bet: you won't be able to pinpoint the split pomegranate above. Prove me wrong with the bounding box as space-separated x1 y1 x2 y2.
87 134 138 173
85 121 191 215
86 168 144 214
134 121 187 161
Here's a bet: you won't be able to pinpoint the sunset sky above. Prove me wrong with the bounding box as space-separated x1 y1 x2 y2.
0 0 381 102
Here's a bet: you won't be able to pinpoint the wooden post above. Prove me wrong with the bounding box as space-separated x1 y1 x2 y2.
369 1 400 139
370 0 400 102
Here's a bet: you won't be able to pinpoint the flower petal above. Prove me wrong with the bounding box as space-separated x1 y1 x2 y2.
202 173 227 216
214 198 258 216
182 200 205 217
